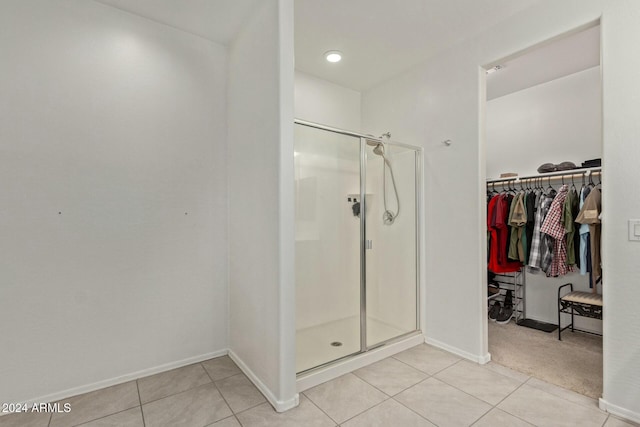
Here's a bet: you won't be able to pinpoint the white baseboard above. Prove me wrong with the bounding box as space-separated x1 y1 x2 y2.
297 333 424 392
9 349 227 411
228 350 299 413
599 398 640 424
425 336 490 364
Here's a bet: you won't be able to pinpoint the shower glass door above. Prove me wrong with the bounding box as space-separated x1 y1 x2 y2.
364 141 419 348
294 124 362 373
294 120 420 374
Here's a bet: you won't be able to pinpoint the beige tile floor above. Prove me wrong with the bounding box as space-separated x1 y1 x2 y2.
1 344 637 427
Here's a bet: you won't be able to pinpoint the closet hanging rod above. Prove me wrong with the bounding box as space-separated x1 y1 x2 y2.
486 167 601 184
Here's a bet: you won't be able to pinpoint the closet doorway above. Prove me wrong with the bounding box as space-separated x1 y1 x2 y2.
482 23 603 399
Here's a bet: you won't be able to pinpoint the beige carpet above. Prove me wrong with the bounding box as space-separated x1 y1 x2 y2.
489 320 602 399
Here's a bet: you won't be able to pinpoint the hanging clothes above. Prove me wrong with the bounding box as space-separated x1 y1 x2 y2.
508 192 527 262
524 191 536 264
578 186 592 275
529 192 553 271
562 187 579 267
576 187 602 290
487 193 522 273
540 184 571 277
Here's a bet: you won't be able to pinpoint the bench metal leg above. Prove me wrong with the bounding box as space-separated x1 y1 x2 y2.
558 283 574 341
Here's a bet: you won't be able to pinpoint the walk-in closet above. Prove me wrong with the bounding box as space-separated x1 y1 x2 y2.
484 24 603 399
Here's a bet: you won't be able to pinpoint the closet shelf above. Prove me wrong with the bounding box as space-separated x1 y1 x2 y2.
486 167 601 184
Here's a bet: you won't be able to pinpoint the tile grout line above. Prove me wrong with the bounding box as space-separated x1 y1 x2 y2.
51 382 141 427
391 350 463 376
354 356 434 381
493 378 528 408
338 396 392 426
499 378 610 426
300 390 342 426
136 380 146 427
476 360 532 383
390 393 443 426
523 376 605 413
141 380 225 413
203 414 241 427
431 358 465 376
66 406 140 427
201 361 268 416
349 370 396 398
426 372 511 409
201 362 236 417
411 375 495 427
231 400 269 417
486 380 536 426
135 363 214 406
330 373 394 425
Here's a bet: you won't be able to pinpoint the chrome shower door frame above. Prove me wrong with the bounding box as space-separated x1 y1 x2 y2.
294 119 422 373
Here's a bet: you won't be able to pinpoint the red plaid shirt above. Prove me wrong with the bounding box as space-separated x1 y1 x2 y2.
540 185 572 277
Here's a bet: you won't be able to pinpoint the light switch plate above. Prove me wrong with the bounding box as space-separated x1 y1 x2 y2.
629 219 640 241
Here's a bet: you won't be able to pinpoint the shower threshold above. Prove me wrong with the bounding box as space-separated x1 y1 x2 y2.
296 316 422 392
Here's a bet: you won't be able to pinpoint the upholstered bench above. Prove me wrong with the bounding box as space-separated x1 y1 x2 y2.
558 283 603 340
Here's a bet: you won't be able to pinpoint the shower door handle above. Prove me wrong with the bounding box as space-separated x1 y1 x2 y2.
365 240 373 250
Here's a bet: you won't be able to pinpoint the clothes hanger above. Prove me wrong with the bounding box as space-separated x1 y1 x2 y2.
570 174 577 193
490 181 498 196
547 176 557 197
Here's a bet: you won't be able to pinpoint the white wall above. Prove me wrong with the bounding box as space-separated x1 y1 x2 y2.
487 66 602 333
601 0 640 420
227 0 297 411
362 0 640 421
487 67 602 179
294 71 362 131
0 0 228 404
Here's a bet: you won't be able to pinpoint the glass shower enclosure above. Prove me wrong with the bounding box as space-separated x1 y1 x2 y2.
294 120 421 374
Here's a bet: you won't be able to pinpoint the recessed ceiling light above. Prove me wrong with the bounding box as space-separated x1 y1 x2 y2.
325 50 342 63
486 65 504 74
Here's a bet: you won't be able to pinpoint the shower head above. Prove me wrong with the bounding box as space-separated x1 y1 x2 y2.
366 140 385 156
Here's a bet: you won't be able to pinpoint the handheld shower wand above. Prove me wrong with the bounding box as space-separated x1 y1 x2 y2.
366 135 400 225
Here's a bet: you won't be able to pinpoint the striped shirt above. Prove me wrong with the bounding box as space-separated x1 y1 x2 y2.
528 191 552 270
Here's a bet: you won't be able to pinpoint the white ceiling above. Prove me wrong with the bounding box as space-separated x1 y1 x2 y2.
294 0 541 91
94 0 595 96
95 0 262 45
487 25 600 100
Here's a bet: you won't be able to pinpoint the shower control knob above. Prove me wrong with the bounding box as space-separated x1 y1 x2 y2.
383 210 396 225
